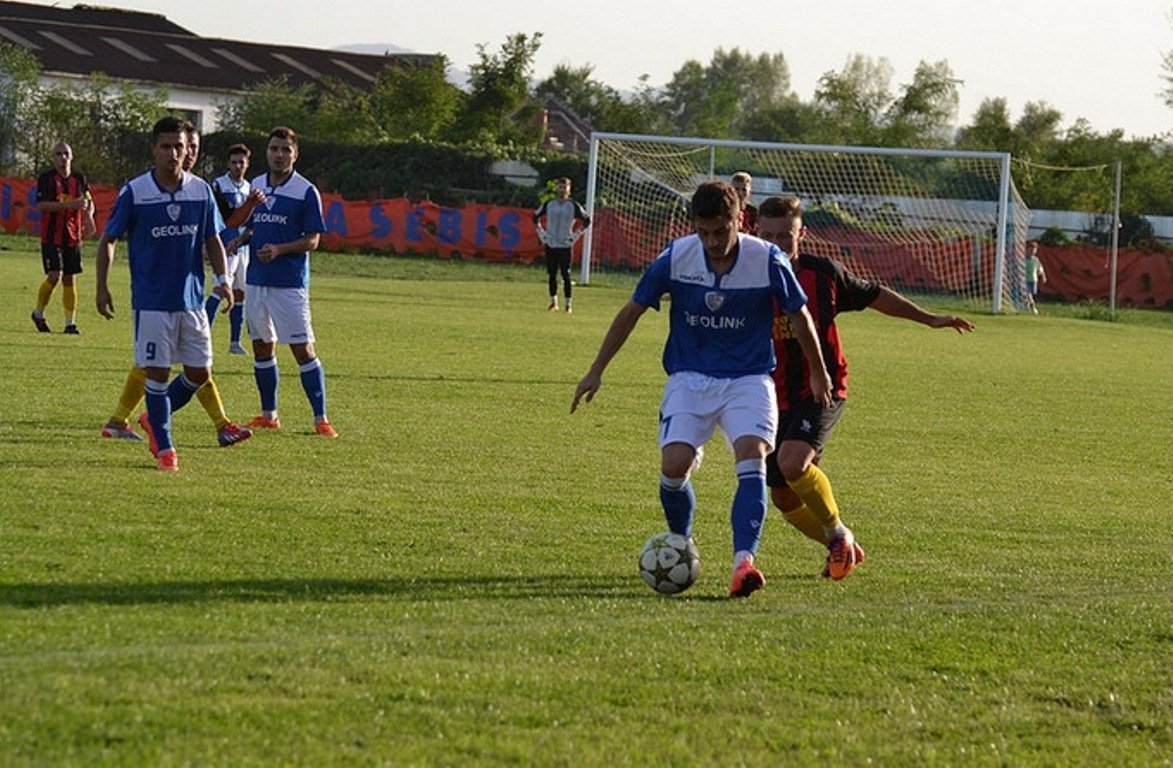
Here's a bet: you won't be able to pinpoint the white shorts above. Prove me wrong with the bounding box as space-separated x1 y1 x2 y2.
226 247 248 291
133 309 212 368
658 372 777 450
245 284 315 345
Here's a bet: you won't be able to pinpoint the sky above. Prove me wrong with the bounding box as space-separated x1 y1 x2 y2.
21 0 1173 138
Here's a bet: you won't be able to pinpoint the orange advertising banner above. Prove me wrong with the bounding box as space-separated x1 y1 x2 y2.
0 175 554 265
2 175 1168 309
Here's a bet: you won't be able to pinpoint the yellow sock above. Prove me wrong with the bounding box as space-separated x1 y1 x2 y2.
35 278 54 312
788 464 842 536
781 503 828 544
110 367 147 425
62 283 77 325
197 378 230 431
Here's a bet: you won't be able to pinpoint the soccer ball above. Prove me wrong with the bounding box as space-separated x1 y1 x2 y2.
639 532 701 594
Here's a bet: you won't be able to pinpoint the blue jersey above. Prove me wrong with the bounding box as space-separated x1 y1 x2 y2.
632 233 808 378
104 170 223 312
245 170 326 288
212 173 250 252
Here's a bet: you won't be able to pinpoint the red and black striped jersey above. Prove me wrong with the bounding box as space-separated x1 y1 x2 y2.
739 204 758 235
771 253 881 409
36 169 90 247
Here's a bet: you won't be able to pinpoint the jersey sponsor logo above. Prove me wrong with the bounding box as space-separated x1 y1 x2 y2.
253 211 289 225
704 291 725 312
676 272 708 285
773 314 796 340
682 311 746 330
150 223 199 238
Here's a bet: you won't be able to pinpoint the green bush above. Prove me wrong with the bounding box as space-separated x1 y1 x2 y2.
200 132 588 207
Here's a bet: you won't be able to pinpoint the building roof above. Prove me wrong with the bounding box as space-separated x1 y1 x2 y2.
0 1 434 95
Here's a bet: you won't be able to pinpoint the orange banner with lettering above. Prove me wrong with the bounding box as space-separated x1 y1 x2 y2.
2 176 1168 308
0 176 556 265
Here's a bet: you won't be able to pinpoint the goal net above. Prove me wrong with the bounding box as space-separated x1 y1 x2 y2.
583 133 1032 313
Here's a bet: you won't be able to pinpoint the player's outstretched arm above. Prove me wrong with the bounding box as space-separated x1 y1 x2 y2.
870 287 975 334
571 301 647 413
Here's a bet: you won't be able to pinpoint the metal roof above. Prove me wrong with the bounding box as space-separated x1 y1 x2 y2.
0 1 434 94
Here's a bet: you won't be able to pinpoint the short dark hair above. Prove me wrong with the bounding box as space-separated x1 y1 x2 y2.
691 181 739 220
151 116 185 142
758 195 802 219
269 126 298 147
227 143 251 158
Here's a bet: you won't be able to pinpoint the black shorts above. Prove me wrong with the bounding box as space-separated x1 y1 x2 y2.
41 243 83 275
545 247 571 273
765 397 846 487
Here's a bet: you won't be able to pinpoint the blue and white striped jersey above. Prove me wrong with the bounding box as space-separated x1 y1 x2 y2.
245 170 326 289
104 170 223 312
632 233 807 378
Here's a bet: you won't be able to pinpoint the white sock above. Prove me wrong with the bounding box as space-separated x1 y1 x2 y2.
733 550 754 569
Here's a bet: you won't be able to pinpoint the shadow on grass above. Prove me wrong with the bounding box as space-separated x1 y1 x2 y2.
0 573 706 607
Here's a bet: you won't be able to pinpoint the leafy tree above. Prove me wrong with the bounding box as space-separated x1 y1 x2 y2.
310 78 378 144
370 56 462 141
956 97 1014 151
215 76 315 136
882 60 960 147
454 32 543 145
707 48 792 120
662 59 744 137
660 48 792 137
0 42 40 175
811 54 895 145
16 74 167 183
533 64 657 135
1013 100 1064 160
741 97 820 143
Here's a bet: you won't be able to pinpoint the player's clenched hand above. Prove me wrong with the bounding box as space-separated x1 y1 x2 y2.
571 372 601 413
258 243 280 263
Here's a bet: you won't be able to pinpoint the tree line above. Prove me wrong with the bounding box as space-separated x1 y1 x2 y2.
3 33 1172 247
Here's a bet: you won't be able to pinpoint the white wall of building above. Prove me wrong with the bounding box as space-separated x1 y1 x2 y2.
38 73 240 133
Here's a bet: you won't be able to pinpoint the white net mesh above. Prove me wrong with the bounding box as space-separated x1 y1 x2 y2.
584 134 1033 312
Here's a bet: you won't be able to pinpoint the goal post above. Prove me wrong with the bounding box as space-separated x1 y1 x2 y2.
582 132 1031 313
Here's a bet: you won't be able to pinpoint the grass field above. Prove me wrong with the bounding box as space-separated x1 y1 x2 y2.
0 232 1170 766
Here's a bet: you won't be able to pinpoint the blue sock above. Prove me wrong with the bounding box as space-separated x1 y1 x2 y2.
298 357 327 419
229 302 244 343
145 378 174 453
659 474 696 537
730 459 768 555
166 373 200 413
204 294 221 325
254 357 279 413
